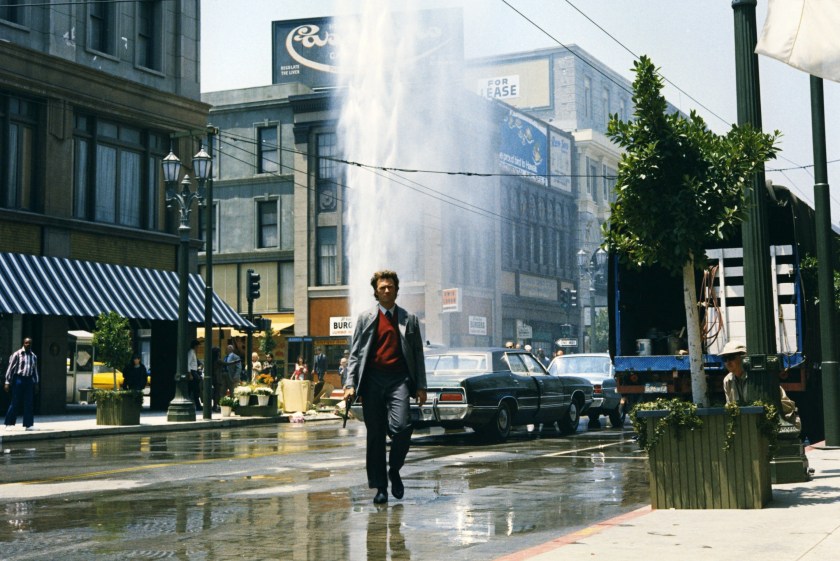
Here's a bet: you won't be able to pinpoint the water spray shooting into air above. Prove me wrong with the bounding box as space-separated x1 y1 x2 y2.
337 1 498 342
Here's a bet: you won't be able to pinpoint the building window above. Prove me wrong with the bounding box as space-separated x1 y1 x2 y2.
258 200 278 248
257 125 279 174
279 261 293 310
317 226 337 286
602 88 611 128
583 76 592 118
619 97 628 122
137 1 163 71
88 1 116 55
198 202 218 252
73 116 164 229
316 133 338 213
1 95 38 211
0 0 25 24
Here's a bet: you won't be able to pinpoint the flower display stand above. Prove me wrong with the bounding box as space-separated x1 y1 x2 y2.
637 406 771 509
237 395 279 417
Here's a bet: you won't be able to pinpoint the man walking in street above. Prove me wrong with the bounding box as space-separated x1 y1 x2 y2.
4 337 39 430
343 270 427 504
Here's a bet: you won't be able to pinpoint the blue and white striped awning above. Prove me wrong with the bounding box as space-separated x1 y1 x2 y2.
0 252 252 329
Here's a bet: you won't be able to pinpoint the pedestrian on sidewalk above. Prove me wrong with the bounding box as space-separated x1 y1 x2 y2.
122 353 148 392
221 345 241 397
187 339 202 411
4 337 39 431
343 269 427 504
313 347 327 383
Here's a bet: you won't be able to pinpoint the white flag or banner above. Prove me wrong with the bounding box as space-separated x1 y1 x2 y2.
756 0 840 82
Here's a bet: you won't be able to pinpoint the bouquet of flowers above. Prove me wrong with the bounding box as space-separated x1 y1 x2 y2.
252 385 273 396
219 391 237 407
254 373 275 386
233 385 252 397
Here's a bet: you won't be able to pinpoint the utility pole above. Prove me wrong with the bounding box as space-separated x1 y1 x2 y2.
810 77 840 446
733 0 809 482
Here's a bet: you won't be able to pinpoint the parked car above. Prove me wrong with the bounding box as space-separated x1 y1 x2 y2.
92 363 150 395
547 353 625 428
353 347 594 442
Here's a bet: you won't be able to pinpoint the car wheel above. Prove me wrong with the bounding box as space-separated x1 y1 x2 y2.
559 396 582 434
478 401 512 442
609 404 627 428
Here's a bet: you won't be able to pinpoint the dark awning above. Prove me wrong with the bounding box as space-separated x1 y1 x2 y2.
0 252 252 329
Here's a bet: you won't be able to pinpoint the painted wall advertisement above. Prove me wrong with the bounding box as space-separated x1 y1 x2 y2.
272 10 464 89
499 109 548 186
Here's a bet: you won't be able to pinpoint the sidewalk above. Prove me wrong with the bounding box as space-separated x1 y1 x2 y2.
499 443 840 561
0 405 342 443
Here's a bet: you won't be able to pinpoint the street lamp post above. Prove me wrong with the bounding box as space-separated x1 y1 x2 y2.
578 247 607 353
162 148 209 422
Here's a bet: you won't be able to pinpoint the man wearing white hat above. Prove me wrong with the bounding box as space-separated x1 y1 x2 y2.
720 340 748 405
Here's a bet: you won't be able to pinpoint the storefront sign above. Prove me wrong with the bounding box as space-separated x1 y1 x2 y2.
442 288 461 312
517 323 533 339
468 315 487 336
519 274 558 301
330 316 354 336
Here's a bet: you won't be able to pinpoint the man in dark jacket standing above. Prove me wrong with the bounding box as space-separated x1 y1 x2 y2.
4 337 39 430
343 270 427 504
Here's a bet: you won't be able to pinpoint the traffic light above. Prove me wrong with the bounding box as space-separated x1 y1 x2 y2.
569 289 577 308
560 288 570 309
247 269 261 301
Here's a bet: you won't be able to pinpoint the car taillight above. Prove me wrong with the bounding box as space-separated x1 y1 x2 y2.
438 392 465 403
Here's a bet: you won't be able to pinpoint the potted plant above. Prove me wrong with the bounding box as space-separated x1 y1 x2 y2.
630 398 779 509
252 384 273 406
91 312 136 425
219 391 236 417
233 384 252 407
91 388 143 425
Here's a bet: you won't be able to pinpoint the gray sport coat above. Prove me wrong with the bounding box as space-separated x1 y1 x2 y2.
343 304 427 395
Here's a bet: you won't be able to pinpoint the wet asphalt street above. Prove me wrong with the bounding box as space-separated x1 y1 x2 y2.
0 419 649 560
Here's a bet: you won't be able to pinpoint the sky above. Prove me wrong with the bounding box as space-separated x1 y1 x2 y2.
201 0 840 226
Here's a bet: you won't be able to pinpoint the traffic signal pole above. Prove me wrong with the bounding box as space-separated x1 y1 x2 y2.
245 269 261 380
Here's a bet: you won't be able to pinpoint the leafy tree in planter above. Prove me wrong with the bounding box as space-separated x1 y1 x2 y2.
92 311 133 390
604 56 779 406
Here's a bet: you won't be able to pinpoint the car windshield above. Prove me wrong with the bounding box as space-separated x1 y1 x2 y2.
548 356 612 376
425 354 487 375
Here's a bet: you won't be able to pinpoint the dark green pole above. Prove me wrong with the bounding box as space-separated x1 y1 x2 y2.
732 0 778 407
810 77 840 445
202 128 216 420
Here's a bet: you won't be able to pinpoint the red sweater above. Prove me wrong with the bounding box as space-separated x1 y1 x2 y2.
370 309 404 372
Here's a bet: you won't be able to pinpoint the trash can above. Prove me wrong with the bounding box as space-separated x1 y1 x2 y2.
281 379 313 413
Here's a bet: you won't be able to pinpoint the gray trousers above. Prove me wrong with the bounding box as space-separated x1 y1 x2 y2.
361 369 413 490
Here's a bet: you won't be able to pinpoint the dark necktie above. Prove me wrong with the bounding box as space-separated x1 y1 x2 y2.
385 310 392 320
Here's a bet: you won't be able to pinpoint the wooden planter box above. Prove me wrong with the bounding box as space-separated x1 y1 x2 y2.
637 406 771 509
96 397 142 426
237 395 279 417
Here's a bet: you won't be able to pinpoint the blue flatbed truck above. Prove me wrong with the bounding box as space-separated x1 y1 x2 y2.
608 184 828 443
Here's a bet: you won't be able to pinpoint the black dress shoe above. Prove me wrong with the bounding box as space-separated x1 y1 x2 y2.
389 469 404 499
373 489 388 504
